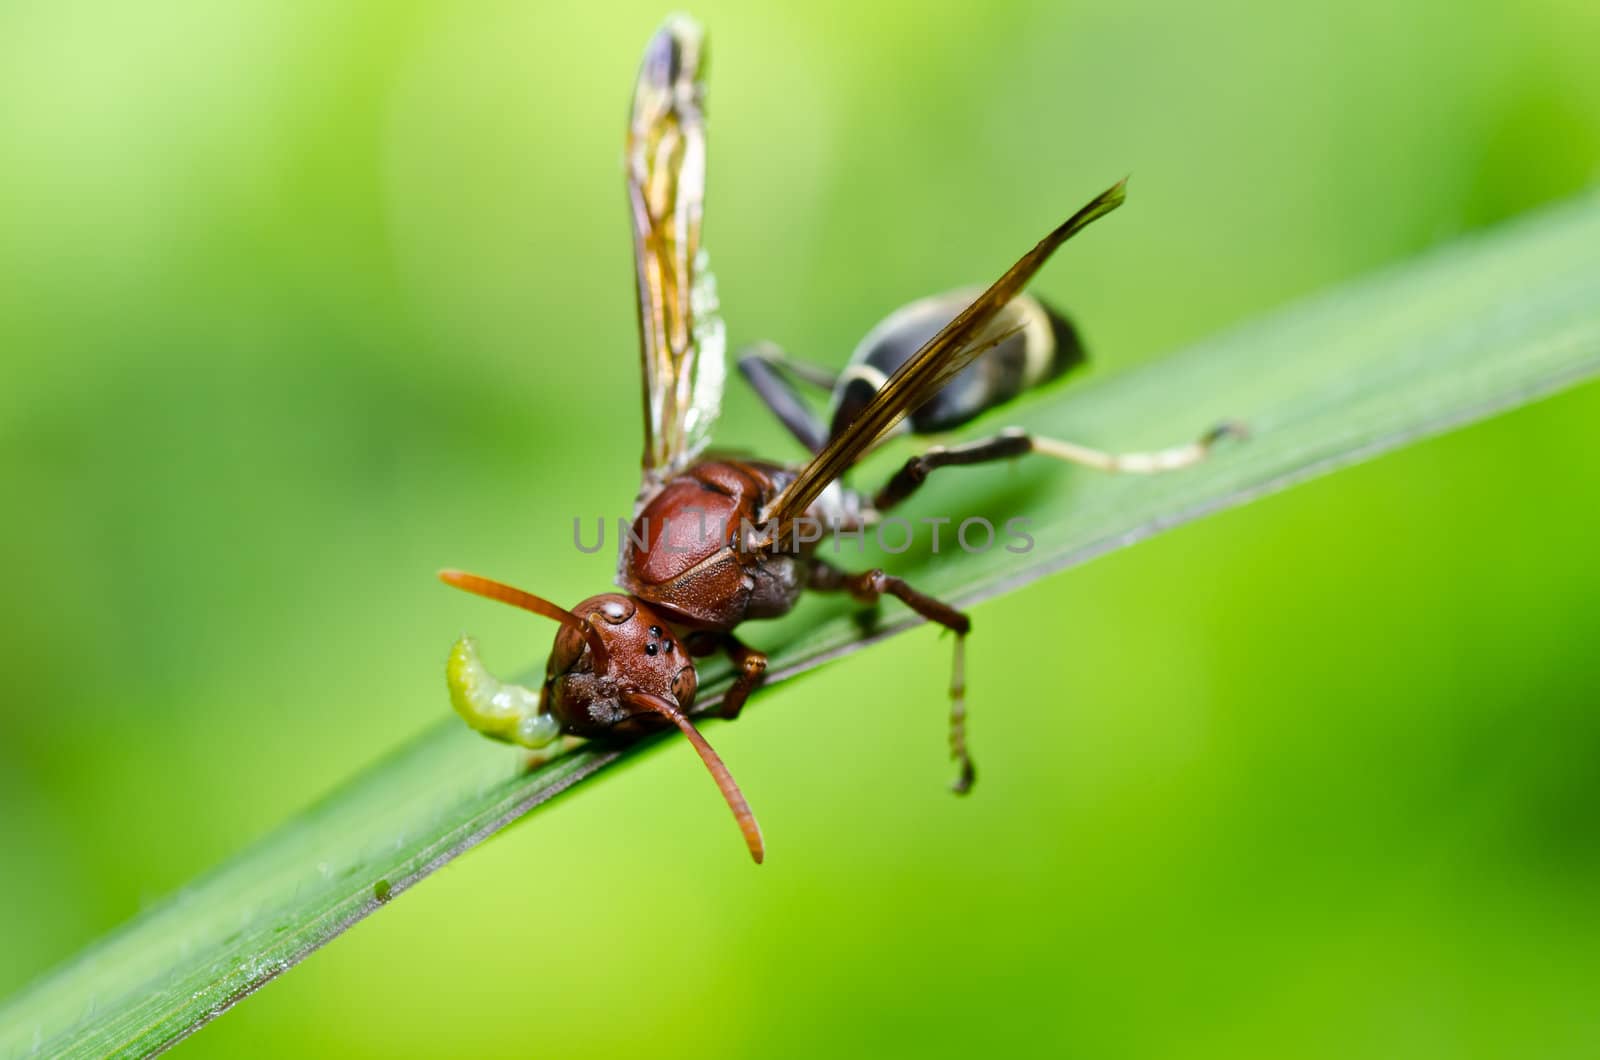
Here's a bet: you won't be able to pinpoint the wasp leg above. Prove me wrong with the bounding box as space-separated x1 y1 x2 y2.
737 341 832 454
873 421 1247 510
809 559 975 794
743 340 839 390
683 631 770 720
718 634 769 720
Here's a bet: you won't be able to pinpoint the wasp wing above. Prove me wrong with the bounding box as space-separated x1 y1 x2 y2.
758 179 1128 534
628 16 725 488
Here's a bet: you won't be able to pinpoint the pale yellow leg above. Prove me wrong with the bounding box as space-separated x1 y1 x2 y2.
1029 421 1246 474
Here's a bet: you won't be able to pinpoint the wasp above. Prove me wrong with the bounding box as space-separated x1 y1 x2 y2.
440 16 1240 863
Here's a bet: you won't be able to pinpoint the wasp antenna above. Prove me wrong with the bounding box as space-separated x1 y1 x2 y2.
438 569 609 672
626 692 765 864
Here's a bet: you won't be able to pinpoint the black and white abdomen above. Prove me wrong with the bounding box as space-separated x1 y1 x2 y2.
827 288 1084 441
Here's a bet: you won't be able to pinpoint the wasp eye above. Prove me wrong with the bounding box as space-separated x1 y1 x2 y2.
645 642 659 656
648 625 663 636
672 665 697 705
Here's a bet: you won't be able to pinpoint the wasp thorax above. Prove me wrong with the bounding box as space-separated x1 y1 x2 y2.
544 593 697 740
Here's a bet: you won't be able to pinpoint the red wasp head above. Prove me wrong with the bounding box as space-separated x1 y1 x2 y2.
439 570 762 862
543 592 698 739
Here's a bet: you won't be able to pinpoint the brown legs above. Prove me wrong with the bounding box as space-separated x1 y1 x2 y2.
810 559 975 794
678 555 982 795
687 631 769 720
873 421 1246 510
718 635 768 720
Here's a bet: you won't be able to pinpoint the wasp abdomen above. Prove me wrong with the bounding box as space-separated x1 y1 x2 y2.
828 289 1083 440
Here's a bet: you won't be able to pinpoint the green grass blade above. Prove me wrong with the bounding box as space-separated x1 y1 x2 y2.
4 191 1599 1058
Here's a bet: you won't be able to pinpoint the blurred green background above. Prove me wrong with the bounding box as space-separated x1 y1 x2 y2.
3 0 1599 1056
